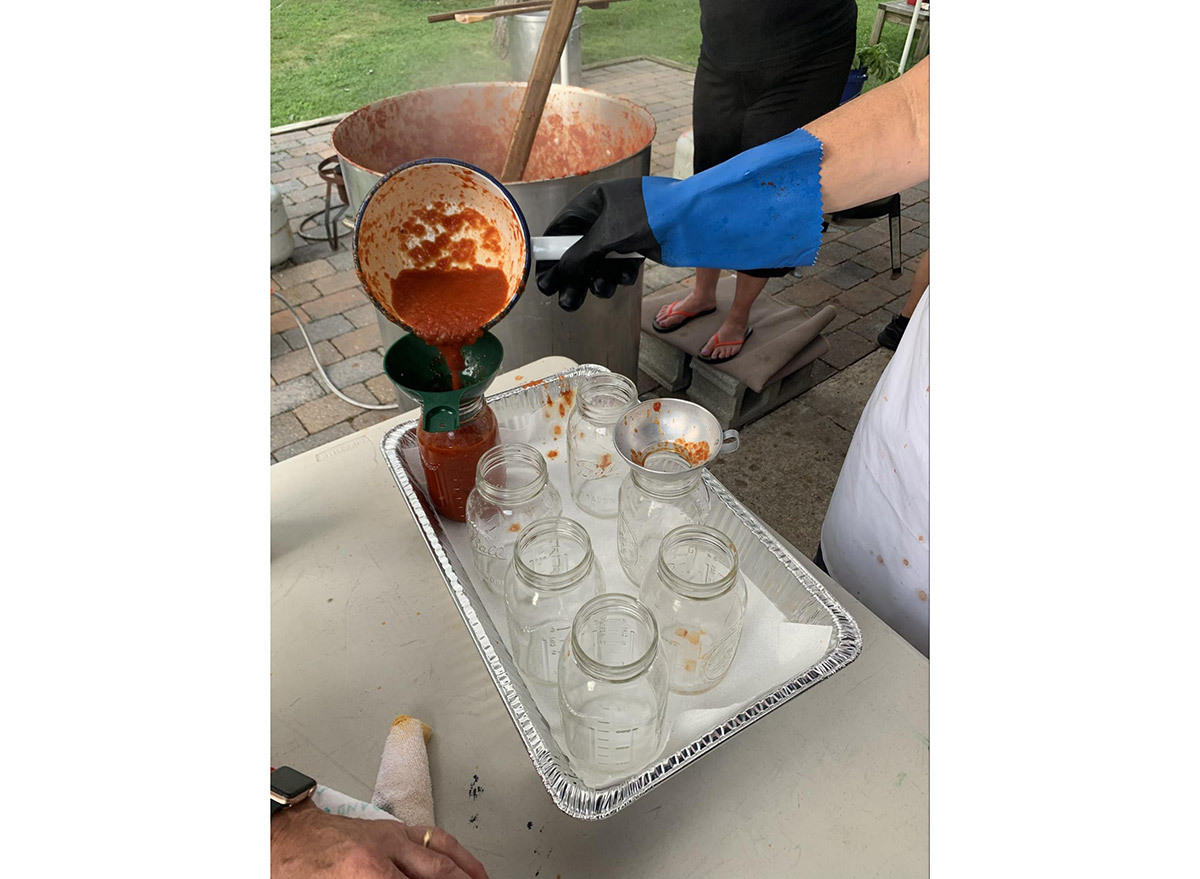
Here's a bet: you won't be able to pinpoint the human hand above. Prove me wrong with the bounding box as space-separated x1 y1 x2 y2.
535 178 654 312
271 800 488 879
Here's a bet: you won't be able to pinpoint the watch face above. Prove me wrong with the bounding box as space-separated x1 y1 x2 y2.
271 766 316 800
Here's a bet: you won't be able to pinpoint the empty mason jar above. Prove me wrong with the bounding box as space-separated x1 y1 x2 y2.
558 594 669 778
466 443 562 595
616 453 711 589
505 517 604 687
567 373 638 518
641 525 747 695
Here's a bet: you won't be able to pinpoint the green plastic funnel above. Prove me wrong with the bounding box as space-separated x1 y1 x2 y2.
383 333 504 432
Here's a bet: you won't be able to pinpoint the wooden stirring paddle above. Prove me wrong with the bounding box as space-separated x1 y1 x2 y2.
426 0 618 25
499 0 582 183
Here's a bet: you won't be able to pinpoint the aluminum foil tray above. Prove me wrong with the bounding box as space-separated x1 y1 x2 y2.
381 364 862 819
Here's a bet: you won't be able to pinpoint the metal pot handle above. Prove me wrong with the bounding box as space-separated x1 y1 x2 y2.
531 236 640 262
719 429 740 455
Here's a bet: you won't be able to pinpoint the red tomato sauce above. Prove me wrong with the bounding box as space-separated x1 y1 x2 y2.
418 405 499 521
373 202 512 515
388 264 509 389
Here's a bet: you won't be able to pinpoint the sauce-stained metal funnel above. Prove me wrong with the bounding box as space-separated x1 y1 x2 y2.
613 398 740 480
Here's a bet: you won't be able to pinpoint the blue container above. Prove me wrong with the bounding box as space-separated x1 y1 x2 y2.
840 68 868 105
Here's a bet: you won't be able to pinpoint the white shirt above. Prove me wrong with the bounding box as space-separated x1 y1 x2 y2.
821 288 930 656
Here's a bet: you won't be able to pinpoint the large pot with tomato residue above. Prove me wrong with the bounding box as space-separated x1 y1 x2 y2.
332 83 656 380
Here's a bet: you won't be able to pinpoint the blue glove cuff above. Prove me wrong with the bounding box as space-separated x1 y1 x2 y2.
640 127 825 270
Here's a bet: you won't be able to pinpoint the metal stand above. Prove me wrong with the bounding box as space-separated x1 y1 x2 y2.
830 193 904 277
296 156 350 250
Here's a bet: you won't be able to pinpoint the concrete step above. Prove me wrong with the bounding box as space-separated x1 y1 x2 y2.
638 330 692 391
638 276 836 428
639 328 829 429
687 356 821 430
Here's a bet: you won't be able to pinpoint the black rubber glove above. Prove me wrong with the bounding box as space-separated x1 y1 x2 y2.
536 128 828 309
535 178 659 312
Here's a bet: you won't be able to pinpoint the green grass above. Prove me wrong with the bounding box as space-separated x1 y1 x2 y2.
576 0 702 68
272 0 918 126
578 0 913 86
271 1 509 126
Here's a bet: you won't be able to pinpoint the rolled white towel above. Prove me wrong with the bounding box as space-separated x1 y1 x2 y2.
371 715 435 826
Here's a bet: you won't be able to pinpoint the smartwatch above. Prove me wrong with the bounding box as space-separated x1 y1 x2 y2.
271 766 317 817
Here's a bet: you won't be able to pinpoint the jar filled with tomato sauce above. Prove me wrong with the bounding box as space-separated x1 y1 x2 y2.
418 394 499 522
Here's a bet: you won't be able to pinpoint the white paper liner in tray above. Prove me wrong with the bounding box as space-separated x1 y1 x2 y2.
382 364 862 818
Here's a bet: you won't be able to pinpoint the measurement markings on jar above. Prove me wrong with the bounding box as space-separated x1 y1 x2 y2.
536 625 572 674
589 720 636 765
597 624 636 665
532 540 569 575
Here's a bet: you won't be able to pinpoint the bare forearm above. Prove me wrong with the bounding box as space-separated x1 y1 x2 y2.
538 58 931 300
805 57 930 213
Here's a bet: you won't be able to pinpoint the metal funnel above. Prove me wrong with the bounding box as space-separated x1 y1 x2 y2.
613 398 740 479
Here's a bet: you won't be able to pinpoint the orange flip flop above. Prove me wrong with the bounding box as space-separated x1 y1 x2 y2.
652 300 717 333
696 326 754 364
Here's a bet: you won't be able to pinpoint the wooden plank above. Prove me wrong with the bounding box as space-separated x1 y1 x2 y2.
428 0 617 25
456 2 610 23
869 7 887 45
500 0 581 182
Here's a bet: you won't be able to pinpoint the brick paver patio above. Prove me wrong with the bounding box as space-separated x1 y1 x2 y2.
270 56 930 463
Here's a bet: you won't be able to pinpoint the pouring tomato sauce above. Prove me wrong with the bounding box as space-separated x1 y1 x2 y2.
357 177 520 520
383 203 512 389
387 264 509 389
380 204 513 520
394 258 507 520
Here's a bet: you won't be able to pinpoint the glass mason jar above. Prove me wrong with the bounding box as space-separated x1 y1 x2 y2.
641 525 747 695
504 517 604 687
616 462 711 590
417 396 498 523
567 373 638 518
466 443 562 595
558 594 670 778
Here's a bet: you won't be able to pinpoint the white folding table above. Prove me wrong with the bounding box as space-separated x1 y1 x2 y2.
271 356 929 877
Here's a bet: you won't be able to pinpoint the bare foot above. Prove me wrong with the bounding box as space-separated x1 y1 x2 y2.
654 287 718 330
699 313 751 360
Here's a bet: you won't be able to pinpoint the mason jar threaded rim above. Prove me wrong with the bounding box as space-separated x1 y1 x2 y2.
656 524 739 600
457 393 486 422
628 461 703 497
577 373 638 423
569 594 660 683
513 516 595 591
475 442 549 505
